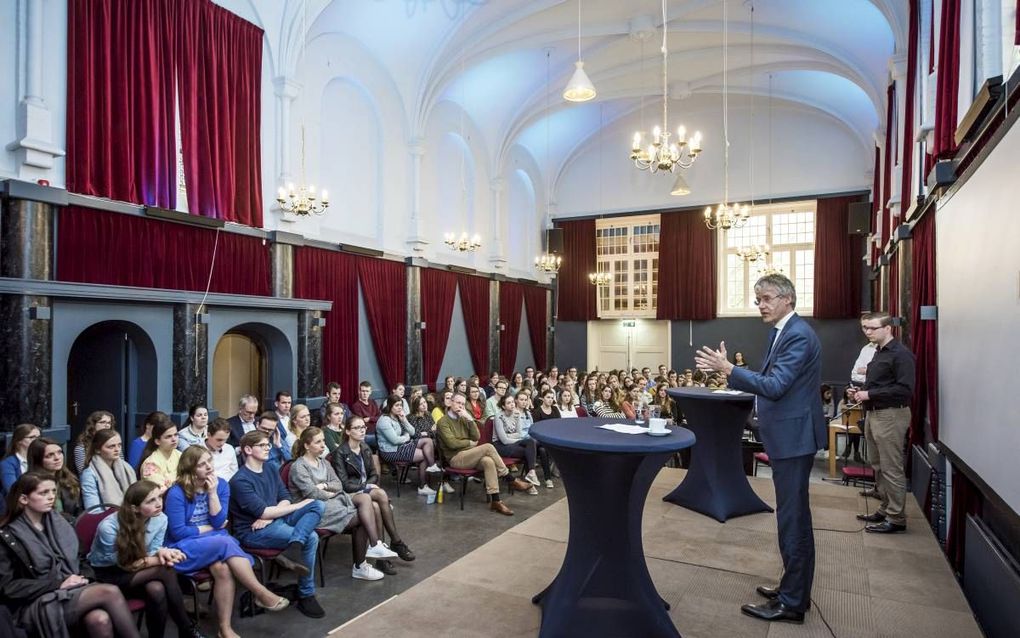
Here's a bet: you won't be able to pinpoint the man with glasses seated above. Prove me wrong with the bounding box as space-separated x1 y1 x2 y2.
227 394 260 448
229 430 326 618
251 411 290 474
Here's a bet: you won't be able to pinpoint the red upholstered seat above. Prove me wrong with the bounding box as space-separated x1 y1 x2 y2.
841 465 875 487
752 452 770 476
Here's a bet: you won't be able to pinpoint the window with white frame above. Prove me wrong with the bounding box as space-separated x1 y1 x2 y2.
718 201 816 315
595 215 660 317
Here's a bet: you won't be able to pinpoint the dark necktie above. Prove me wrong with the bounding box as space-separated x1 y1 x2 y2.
764 327 779 363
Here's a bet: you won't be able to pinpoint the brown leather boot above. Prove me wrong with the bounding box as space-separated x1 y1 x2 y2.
510 478 533 492
490 500 514 516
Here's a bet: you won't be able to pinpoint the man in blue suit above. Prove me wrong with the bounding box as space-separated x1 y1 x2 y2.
695 273 824 624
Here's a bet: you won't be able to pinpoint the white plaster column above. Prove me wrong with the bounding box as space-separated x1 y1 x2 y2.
406 138 429 252
489 177 507 271
273 76 301 221
889 54 907 212
977 0 1002 82
6 0 64 178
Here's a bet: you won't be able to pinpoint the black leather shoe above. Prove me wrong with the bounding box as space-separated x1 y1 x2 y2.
856 512 886 523
374 559 397 575
866 521 906 534
860 488 880 498
755 585 810 609
740 599 804 624
756 584 779 599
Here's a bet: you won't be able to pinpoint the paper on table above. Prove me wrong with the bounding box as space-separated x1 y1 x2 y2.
712 389 745 395
597 423 650 435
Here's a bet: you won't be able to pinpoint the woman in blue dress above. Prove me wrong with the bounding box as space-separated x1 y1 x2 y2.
165 446 288 638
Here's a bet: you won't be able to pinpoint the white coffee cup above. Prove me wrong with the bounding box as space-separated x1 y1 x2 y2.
648 418 668 434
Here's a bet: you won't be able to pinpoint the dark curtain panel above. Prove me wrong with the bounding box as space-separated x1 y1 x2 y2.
420 268 457 390
499 282 524 375
946 467 984 572
56 207 270 296
881 83 895 247
812 196 863 319
1016 0 1020 44
66 0 178 206
888 253 899 319
556 220 597 321
522 285 548 371
932 0 961 164
178 0 264 226
456 274 490 377
356 257 407 392
294 248 358 400
656 211 716 320
900 0 920 215
909 213 938 443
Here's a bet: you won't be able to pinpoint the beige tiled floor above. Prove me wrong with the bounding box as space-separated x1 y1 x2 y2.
332 468 982 638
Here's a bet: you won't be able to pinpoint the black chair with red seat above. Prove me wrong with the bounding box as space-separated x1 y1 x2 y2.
477 417 524 495
75 505 146 628
437 445 482 511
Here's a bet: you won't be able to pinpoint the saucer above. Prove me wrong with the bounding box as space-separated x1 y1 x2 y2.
647 429 671 437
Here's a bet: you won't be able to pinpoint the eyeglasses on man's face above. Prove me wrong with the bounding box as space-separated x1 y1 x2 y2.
253 442 271 449
753 293 787 306
861 324 886 332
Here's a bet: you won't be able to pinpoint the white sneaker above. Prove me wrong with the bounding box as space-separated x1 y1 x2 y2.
417 485 437 496
545 479 554 489
525 470 540 486
442 481 455 493
527 486 539 495
425 463 443 473
352 561 384 581
365 540 398 559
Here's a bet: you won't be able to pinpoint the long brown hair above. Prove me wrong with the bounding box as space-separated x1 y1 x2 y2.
137 412 175 471
0 471 55 527
652 383 675 413
292 426 323 460
75 410 115 452
174 445 212 500
86 429 122 467
28 437 80 502
115 479 161 569
4 423 40 458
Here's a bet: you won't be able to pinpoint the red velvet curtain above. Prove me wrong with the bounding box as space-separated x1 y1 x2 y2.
420 268 457 390
66 0 178 207
656 211 716 320
556 220 597 321
56 207 270 295
356 257 407 392
1016 0 1020 44
881 83 895 247
909 212 938 443
932 0 961 163
522 285 548 370
499 282 524 375
178 0 263 226
294 248 358 400
457 274 491 377
946 467 984 572
812 196 863 319
900 0 920 216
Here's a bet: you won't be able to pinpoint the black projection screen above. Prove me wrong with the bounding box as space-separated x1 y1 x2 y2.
936 118 1020 516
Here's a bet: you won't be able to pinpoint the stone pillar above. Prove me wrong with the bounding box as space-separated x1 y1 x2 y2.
406 139 429 253
897 230 913 345
489 178 507 271
405 261 423 386
171 304 209 420
546 287 555 369
270 231 302 298
296 310 324 409
489 278 501 374
6 0 64 178
0 198 53 430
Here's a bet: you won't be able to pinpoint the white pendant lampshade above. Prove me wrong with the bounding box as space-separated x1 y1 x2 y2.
670 172 691 196
563 60 597 102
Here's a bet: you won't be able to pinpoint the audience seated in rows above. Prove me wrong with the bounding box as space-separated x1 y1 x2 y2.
139 414 181 494
27 436 83 522
73 410 114 474
176 405 209 451
376 394 442 496
82 429 137 510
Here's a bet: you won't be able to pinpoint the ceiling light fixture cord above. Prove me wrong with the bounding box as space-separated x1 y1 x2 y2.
748 1 754 209
577 0 582 60
723 0 729 205
661 0 668 139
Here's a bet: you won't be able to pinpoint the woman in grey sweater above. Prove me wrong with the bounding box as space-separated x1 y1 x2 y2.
493 394 552 492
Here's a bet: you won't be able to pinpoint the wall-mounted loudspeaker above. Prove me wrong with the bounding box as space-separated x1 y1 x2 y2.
848 202 871 235
546 228 564 254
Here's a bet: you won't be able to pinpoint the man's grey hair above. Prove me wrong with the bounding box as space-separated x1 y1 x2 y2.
754 273 797 309
237 394 259 409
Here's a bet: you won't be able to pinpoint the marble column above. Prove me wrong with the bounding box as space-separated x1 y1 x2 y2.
405 261 423 386
489 279 500 374
489 179 507 271
406 139 429 253
296 310 324 407
0 198 53 430
271 243 294 298
171 304 208 420
897 231 913 345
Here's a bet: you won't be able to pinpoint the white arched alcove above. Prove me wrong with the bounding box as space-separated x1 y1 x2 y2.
507 168 537 276
319 77 384 245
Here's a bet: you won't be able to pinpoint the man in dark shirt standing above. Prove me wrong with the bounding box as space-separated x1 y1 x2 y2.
852 312 916 533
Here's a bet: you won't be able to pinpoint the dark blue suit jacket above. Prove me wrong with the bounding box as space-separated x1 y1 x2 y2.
728 313 825 460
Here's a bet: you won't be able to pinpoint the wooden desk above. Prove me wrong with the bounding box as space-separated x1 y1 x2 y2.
827 408 864 478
